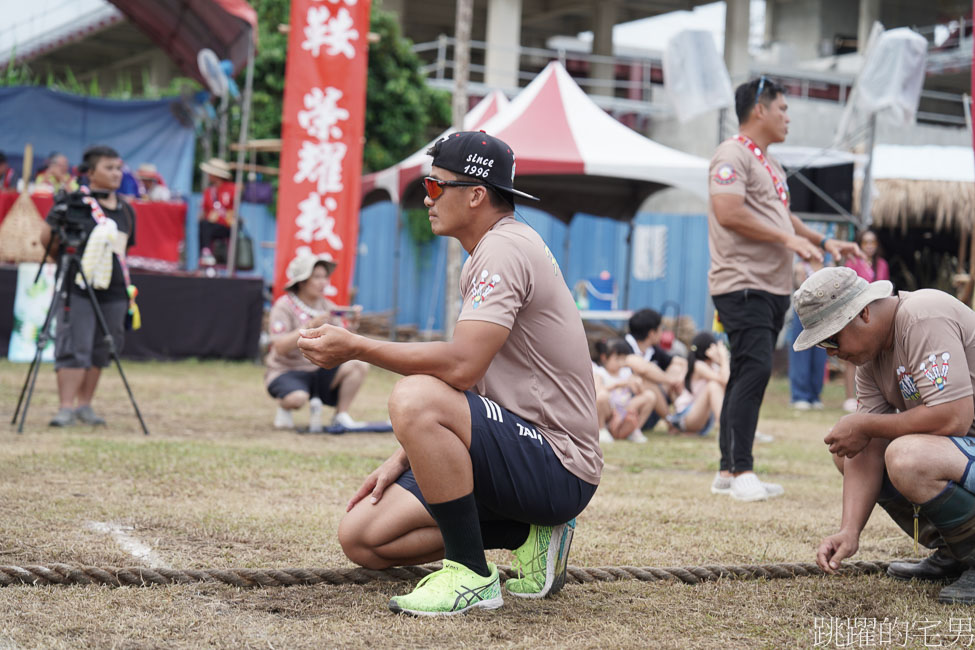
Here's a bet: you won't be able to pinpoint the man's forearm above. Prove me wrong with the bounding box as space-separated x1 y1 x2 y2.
715 205 788 244
857 400 974 440
353 336 477 390
839 439 887 536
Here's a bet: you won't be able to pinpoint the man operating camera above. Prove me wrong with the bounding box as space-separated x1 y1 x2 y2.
39 145 137 427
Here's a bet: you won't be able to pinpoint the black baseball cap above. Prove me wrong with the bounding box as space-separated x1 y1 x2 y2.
427 131 539 204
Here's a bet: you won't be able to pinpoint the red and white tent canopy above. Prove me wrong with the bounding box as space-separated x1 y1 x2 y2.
361 90 509 207
365 62 708 222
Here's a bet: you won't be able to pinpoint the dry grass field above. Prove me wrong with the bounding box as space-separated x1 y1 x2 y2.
0 359 969 648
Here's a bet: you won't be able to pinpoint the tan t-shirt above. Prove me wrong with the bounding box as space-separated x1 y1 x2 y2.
708 137 795 296
264 293 339 387
458 216 602 485
857 290 975 435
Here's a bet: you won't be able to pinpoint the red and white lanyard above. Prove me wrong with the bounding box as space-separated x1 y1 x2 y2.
734 135 789 207
80 187 132 288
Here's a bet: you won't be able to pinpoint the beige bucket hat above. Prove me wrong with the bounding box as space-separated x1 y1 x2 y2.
285 251 338 290
199 158 232 180
792 266 893 351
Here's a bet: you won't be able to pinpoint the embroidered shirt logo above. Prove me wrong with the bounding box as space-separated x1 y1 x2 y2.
919 353 951 391
543 244 560 276
714 164 737 185
896 365 921 401
470 269 501 309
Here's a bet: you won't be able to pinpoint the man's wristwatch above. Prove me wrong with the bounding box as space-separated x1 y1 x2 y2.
819 236 829 249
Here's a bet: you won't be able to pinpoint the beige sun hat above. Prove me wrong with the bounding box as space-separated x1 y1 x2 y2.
793 266 893 351
285 251 338 290
199 158 232 180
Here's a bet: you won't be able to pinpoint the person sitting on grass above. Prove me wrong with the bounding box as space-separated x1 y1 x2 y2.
623 308 687 432
264 251 368 432
667 331 728 437
297 132 601 617
593 337 656 445
795 266 975 605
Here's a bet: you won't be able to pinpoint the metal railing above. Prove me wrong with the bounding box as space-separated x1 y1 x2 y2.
412 30 970 127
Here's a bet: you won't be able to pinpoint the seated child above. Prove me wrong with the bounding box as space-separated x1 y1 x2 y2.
593 338 658 445
667 331 729 436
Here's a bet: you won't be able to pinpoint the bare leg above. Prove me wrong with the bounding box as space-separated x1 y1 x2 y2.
56 368 86 409
611 390 655 438
331 360 369 414
339 484 442 569
683 381 725 433
387 375 473 504
886 435 970 503
279 390 309 410
648 383 669 418
76 367 102 406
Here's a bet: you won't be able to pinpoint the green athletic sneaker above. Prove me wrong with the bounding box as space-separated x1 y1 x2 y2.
388 560 503 616
505 519 575 598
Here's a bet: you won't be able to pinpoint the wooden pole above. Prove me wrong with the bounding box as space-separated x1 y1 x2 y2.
444 0 473 339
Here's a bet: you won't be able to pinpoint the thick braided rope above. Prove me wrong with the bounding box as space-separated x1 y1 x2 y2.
0 561 891 588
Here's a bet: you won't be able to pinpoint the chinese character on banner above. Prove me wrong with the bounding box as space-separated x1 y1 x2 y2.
275 0 371 303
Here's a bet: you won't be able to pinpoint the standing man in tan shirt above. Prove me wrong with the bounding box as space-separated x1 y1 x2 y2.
708 77 862 501
297 132 601 616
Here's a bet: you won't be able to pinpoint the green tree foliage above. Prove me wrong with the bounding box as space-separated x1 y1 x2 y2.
362 9 451 172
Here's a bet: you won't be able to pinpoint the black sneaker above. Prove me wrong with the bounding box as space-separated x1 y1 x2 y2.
888 549 965 583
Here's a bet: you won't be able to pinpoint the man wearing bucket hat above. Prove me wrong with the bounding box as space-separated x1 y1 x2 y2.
264 251 368 432
795 266 975 604
297 131 601 616
708 77 864 502
198 158 235 266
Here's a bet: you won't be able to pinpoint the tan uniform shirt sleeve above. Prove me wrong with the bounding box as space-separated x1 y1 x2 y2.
708 144 749 198
458 235 531 330
903 319 974 407
856 363 895 415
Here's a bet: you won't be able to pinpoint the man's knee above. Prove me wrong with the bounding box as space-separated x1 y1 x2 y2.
338 511 389 570
885 435 931 485
388 375 454 426
279 390 309 410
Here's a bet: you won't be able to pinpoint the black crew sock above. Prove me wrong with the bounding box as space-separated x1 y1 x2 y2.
428 492 491 577
481 521 530 550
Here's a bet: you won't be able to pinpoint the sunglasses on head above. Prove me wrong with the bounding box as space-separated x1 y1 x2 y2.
423 176 484 201
816 335 839 350
755 75 767 104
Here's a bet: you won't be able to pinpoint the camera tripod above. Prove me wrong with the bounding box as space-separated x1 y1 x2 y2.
11 238 149 435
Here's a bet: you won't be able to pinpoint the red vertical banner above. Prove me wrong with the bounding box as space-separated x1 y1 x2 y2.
275 0 371 303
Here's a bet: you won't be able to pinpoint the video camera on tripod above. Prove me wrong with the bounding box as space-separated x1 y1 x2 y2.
10 186 149 435
47 189 112 250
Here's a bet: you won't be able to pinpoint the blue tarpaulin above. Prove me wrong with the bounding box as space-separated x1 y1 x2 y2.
0 86 195 196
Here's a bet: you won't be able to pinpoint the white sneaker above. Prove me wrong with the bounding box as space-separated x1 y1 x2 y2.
309 398 323 433
332 411 363 429
730 473 769 502
713 472 784 498
710 472 732 495
273 408 294 430
811 401 825 410
791 400 811 411
626 429 648 444
754 431 774 443
598 428 614 445
843 398 858 413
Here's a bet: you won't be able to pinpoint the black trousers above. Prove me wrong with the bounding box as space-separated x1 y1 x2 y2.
712 289 791 473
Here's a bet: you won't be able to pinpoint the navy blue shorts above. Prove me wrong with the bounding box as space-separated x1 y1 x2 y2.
266 367 340 406
395 391 597 525
950 436 975 493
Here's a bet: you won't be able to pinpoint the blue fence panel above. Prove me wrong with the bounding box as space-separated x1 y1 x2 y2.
352 203 712 336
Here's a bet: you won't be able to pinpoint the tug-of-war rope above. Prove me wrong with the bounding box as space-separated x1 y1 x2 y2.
0 560 893 589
